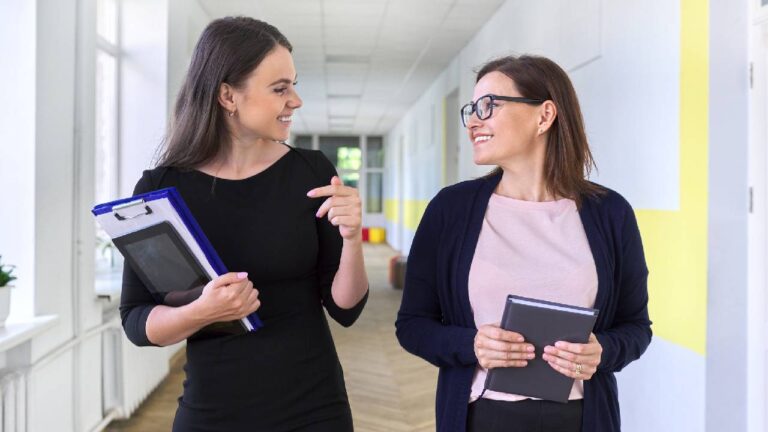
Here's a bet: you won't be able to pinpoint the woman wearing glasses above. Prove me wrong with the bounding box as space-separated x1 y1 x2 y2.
396 55 651 432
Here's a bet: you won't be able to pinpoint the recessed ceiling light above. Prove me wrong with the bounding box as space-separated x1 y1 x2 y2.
329 120 355 126
327 94 361 99
326 54 370 64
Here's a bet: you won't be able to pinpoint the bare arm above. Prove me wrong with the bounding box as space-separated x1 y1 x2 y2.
309 176 369 310
331 236 368 308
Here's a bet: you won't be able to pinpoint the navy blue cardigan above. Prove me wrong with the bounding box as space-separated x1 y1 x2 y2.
395 172 652 432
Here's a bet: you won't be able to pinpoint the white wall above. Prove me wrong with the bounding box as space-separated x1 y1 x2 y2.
384 59 462 252
166 0 210 121
27 0 81 374
0 0 39 324
710 0 749 430
117 0 209 190
120 0 172 193
26 0 84 430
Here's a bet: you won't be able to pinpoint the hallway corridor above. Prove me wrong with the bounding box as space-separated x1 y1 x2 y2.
106 243 438 432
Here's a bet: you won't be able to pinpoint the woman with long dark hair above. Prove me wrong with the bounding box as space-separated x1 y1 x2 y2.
396 55 651 431
120 17 368 431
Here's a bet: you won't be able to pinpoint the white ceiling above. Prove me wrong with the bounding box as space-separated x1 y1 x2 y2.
197 0 506 134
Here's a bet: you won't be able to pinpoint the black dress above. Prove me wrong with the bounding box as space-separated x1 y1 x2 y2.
119 147 367 432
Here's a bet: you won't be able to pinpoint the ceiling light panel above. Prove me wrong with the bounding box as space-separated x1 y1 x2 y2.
385 0 448 25
323 1 387 27
257 0 322 14
328 119 355 127
326 62 369 76
325 25 377 48
325 54 370 64
327 97 359 117
326 62 368 96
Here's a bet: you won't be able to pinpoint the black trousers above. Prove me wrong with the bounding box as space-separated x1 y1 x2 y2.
172 406 352 432
467 398 583 432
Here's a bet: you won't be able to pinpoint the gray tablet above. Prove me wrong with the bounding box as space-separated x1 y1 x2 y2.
114 221 210 306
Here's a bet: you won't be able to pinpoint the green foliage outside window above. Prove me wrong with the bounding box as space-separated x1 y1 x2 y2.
0 256 16 288
337 147 361 171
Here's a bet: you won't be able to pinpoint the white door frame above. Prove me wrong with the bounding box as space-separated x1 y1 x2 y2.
748 2 768 430
444 88 460 187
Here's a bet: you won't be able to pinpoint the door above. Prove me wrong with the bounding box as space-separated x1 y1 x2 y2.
444 88 460 186
748 6 768 431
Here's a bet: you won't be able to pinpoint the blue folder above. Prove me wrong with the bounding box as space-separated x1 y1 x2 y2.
92 186 263 332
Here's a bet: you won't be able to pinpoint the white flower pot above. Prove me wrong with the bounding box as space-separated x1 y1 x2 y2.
0 286 11 327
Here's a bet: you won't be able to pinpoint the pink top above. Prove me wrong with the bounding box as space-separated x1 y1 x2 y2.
468 193 598 402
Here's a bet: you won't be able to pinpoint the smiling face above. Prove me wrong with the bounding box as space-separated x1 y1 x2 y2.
226 45 302 143
466 71 544 167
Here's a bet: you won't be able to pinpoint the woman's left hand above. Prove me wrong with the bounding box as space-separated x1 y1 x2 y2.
542 333 602 381
308 176 362 240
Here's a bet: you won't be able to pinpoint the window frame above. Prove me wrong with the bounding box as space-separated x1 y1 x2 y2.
291 133 385 221
94 0 123 288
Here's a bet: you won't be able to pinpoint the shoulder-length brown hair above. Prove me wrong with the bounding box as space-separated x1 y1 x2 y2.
155 17 292 169
478 55 604 204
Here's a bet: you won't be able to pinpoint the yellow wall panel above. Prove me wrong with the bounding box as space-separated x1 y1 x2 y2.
384 199 430 231
404 200 430 231
384 199 399 224
636 0 708 355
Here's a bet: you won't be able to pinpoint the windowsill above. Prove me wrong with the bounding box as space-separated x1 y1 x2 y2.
0 315 58 353
95 261 123 305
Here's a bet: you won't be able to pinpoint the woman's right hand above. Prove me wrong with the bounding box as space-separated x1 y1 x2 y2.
474 323 535 369
195 272 260 323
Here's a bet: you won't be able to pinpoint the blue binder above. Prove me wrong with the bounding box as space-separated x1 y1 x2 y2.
92 187 263 332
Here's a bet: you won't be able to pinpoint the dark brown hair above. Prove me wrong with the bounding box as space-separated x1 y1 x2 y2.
155 17 292 169
478 55 604 204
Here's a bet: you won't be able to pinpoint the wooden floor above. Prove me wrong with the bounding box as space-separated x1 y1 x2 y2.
106 243 438 432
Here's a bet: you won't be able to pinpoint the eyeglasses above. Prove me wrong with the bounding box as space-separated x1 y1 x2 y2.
460 94 545 127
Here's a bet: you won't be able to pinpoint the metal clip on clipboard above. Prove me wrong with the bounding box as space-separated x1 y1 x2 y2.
112 199 154 221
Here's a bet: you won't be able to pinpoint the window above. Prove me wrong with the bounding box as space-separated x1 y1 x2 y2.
320 136 360 188
365 136 384 214
95 0 121 279
95 50 118 206
295 134 384 220
366 136 384 168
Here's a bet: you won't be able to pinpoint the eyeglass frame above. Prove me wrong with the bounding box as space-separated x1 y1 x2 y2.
460 94 545 127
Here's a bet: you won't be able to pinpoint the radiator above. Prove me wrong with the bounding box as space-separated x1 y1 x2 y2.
0 371 26 432
120 334 170 416
103 328 171 418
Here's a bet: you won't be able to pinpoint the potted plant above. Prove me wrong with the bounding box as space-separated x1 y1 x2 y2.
0 256 16 327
